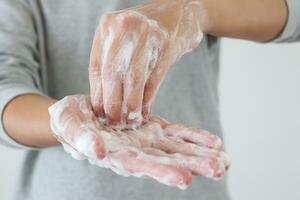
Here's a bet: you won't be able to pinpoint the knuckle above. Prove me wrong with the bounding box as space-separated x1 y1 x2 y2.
132 76 143 87
127 72 143 87
99 12 114 25
116 12 144 30
139 19 150 29
116 13 133 29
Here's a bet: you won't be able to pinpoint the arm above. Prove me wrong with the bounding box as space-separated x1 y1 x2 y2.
198 0 288 42
3 94 59 148
0 1 58 148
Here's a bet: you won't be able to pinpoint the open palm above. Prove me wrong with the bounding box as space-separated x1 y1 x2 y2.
49 95 230 189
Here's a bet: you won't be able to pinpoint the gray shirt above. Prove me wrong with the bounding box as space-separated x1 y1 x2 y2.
0 0 299 200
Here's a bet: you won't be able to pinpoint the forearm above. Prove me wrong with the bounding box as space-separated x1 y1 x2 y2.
3 94 59 148
197 0 288 42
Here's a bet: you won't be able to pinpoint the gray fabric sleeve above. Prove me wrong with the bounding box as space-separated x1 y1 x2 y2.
0 0 44 149
272 0 300 43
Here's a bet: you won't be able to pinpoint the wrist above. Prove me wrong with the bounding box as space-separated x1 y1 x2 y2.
185 0 212 33
184 0 288 42
178 0 210 34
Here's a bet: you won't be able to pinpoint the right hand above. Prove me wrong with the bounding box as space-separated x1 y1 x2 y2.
49 95 230 189
89 0 204 128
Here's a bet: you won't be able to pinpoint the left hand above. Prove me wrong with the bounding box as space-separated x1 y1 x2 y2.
89 0 204 128
49 95 230 189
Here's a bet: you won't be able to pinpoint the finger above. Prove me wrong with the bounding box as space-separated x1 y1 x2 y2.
130 120 230 170
102 32 125 125
142 43 175 118
164 123 224 150
51 131 87 161
49 95 106 159
110 150 192 189
102 71 123 125
126 118 230 169
156 137 231 169
62 142 87 161
143 147 226 179
89 23 107 117
123 33 152 127
149 116 170 128
149 116 223 150
111 120 227 180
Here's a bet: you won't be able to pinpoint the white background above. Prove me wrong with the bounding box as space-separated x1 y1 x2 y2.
1 38 300 200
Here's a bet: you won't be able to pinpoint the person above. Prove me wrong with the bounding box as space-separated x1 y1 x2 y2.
0 0 298 199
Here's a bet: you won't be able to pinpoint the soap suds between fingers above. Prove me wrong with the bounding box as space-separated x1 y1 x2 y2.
49 95 230 189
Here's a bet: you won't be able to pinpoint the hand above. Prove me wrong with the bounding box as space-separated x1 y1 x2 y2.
89 0 204 128
49 95 230 189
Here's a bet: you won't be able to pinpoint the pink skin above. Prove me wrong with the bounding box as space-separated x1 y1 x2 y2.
50 1 230 189
89 0 204 128
150 116 224 150
53 96 105 159
110 150 192 188
49 95 230 189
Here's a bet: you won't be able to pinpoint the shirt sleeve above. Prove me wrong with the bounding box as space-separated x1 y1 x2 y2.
272 0 300 43
0 0 44 149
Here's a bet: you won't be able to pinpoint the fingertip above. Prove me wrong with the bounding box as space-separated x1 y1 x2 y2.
93 136 106 159
142 105 151 119
104 103 123 125
205 158 226 179
165 165 192 189
213 136 224 150
220 152 231 170
91 102 105 118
